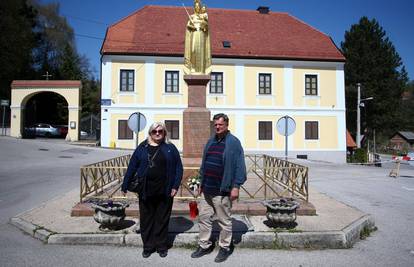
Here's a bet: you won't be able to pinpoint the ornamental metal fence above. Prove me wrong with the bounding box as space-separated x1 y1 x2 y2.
79 154 309 202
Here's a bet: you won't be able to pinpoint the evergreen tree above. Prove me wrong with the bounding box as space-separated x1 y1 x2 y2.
30 0 76 79
59 43 83 80
0 0 37 100
398 81 414 131
81 78 100 117
341 17 408 139
0 0 100 127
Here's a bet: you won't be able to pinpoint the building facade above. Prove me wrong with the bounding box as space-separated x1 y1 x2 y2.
100 6 346 163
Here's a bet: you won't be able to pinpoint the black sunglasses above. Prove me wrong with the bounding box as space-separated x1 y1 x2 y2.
151 129 164 135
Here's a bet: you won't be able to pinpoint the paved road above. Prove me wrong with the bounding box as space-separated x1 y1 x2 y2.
1 136 413 266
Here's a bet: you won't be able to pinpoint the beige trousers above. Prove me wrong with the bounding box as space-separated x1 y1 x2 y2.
198 194 232 249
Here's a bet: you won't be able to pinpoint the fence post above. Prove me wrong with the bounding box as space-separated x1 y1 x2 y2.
263 155 268 200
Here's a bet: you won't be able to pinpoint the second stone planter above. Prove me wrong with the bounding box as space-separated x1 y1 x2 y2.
262 198 300 225
92 201 130 230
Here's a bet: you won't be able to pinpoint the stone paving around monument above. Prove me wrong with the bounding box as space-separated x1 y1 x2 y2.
10 186 375 249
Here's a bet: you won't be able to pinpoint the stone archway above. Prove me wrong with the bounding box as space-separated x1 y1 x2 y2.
10 80 82 141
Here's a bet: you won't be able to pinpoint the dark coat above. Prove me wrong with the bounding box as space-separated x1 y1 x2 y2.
200 132 247 192
121 140 183 198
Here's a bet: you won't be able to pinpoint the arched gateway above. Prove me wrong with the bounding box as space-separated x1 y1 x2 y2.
10 80 82 141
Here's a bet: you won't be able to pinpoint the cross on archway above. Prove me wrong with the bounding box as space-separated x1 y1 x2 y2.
42 71 52 80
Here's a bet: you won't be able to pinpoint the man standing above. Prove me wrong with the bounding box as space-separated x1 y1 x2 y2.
191 113 246 263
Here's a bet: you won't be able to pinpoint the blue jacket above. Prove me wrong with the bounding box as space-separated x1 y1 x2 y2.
121 140 183 198
200 132 246 193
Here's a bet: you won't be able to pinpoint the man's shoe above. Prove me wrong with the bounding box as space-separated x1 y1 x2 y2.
142 249 155 258
158 250 168 258
190 246 213 258
214 247 231 263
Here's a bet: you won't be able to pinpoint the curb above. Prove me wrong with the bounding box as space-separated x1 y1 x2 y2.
48 234 125 245
342 214 376 248
9 215 376 249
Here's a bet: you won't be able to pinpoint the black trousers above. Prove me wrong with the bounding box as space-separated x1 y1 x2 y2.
139 194 173 252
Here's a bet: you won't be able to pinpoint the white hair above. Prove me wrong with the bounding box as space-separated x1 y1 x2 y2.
147 122 171 144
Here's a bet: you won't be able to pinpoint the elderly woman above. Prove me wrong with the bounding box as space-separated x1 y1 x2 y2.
122 122 183 258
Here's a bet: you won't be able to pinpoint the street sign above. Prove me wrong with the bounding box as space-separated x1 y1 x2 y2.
1 99 9 106
276 116 296 136
128 112 147 148
276 116 296 159
101 99 111 106
1 99 9 136
127 112 146 133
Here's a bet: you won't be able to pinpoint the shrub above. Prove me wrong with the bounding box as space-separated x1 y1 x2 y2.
348 148 367 163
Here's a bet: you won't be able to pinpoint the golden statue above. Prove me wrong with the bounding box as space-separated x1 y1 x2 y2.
184 0 211 75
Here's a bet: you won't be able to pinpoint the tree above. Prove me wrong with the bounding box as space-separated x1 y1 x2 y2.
59 43 83 80
397 81 414 131
0 0 37 100
81 78 100 117
30 0 76 79
341 17 408 139
0 0 100 125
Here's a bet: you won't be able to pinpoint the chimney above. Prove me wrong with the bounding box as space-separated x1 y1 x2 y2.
257 6 270 14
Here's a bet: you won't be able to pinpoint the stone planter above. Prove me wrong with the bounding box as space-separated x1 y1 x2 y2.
92 201 129 230
262 198 299 225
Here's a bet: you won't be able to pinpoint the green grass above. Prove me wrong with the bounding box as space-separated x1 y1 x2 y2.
360 225 378 240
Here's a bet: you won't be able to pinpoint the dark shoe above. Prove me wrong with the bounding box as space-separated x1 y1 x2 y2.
214 247 231 263
142 249 155 258
191 246 214 258
158 250 168 258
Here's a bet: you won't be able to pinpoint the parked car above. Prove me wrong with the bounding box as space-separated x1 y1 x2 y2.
80 130 88 137
54 125 68 138
22 126 36 138
24 123 60 138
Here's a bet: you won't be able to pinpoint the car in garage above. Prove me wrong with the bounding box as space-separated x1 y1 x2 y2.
24 123 61 138
80 130 88 137
54 125 68 138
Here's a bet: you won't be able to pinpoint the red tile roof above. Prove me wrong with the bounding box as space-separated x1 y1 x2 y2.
101 6 345 62
346 130 357 149
11 80 82 88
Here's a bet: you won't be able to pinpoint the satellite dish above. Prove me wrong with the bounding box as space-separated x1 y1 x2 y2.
127 112 147 133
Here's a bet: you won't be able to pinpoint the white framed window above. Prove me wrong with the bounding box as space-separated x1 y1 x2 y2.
258 73 272 95
118 120 133 140
305 121 319 140
165 70 179 93
210 72 224 94
165 120 180 140
120 69 134 92
258 121 273 140
305 74 318 96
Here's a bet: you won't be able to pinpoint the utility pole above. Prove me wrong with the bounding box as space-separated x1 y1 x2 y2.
356 83 373 149
356 83 361 148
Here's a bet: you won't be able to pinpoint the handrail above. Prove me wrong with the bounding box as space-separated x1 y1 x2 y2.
80 154 130 202
79 154 309 202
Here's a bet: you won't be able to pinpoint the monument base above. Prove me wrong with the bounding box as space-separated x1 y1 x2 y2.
183 107 210 158
182 74 211 159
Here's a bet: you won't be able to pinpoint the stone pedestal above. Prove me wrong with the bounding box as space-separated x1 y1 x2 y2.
183 75 211 160
182 75 211 180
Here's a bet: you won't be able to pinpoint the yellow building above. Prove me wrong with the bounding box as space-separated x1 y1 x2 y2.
100 6 346 163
